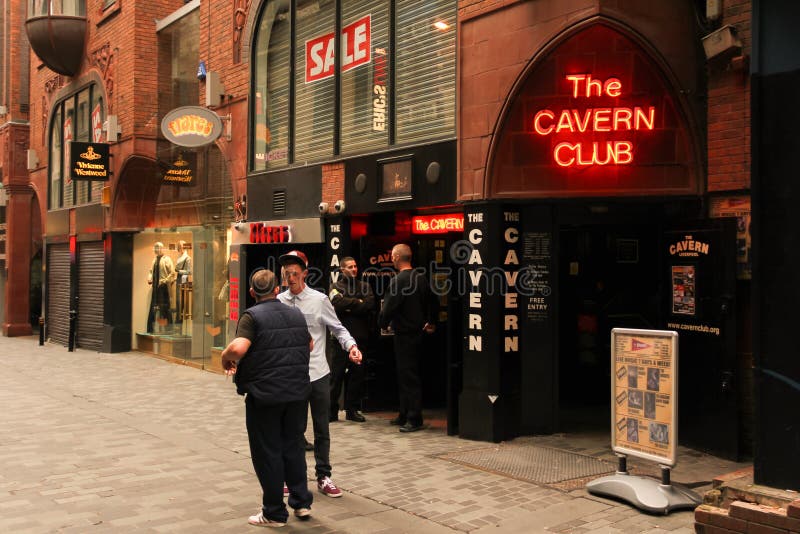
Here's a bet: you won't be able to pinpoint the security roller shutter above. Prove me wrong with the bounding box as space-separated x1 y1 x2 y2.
77 241 105 352
46 244 70 346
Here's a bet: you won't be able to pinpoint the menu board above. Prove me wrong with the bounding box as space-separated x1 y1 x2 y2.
611 329 678 466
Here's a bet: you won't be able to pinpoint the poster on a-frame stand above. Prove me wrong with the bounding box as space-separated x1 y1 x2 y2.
586 328 701 514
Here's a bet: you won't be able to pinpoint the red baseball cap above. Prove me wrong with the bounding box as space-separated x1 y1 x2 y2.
278 250 308 270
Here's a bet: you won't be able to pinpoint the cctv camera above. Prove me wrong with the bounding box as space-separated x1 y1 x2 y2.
318 202 329 214
333 200 346 214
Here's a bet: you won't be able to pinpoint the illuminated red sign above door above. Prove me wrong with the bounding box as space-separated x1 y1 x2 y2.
411 213 464 234
533 74 655 167
490 24 699 198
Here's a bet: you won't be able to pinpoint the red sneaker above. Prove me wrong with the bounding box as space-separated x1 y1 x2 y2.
316 476 342 498
283 484 289 497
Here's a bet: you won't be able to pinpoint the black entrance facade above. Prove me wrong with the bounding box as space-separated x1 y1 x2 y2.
459 201 744 459
323 210 464 433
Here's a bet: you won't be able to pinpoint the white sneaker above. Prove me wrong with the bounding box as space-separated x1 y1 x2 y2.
317 476 342 498
294 507 312 520
248 511 286 528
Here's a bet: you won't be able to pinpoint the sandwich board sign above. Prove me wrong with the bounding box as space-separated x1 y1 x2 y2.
587 328 700 514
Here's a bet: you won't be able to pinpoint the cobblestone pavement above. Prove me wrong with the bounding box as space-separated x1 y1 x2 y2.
0 337 750 533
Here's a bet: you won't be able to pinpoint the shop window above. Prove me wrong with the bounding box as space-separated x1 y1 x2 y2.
29 0 86 17
48 108 62 209
294 0 335 162
252 1 290 170
248 1 457 172
157 8 199 112
395 0 456 144
340 1 390 153
74 89 90 204
47 84 104 210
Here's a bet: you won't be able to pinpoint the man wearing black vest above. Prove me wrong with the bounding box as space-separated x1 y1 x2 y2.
378 244 437 433
221 269 314 528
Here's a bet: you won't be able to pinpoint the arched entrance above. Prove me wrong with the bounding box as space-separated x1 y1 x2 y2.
113 144 234 368
29 192 43 330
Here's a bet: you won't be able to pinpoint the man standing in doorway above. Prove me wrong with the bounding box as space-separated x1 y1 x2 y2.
278 250 362 498
221 268 314 527
378 244 437 433
329 256 374 423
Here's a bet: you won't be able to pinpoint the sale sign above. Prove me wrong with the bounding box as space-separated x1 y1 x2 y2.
306 15 371 83
92 103 103 143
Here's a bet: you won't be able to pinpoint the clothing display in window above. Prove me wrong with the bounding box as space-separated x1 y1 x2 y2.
147 242 176 332
175 240 193 325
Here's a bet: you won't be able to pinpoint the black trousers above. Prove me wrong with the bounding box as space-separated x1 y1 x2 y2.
245 396 313 522
147 283 172 332
329 344 365 413
393 331 423 425
305 374 332 479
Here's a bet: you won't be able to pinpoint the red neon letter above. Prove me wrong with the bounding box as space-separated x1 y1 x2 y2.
593 108 612 132
533 110 554 135
586 76 603 97
576 143 594 166
605 78 622 97
615 141 633 164
634 107 655 130
613 108 633 130
566 74 587 98
554 142 576 167
571 109 591 132
592 142 613 165
555 110 575 133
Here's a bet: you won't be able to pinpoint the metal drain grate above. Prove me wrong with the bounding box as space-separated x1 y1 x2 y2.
439 445 616 485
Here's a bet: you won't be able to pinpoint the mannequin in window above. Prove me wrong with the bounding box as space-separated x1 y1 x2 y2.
147 242 176 332
175 240 192 324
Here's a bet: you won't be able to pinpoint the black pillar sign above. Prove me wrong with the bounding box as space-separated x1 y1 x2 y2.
459 203 521 442
325 217 351 290
162 152 197 186
69 141 110 181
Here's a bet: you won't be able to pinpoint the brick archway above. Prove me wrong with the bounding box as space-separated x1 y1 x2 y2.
110 155 161 230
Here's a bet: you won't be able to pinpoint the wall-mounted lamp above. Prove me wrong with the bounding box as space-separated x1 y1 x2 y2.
26 149 38 170
205 71 225 107
102 115 122 142
702 25 741 62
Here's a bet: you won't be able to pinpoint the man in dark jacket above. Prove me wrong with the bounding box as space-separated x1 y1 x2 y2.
221 268 313 527
378 244 437 433
329 256 374 422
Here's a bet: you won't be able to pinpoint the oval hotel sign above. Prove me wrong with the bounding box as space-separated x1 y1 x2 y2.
161 106 223 147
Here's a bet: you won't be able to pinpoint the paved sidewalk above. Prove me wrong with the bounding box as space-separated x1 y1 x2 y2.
0 337 749 533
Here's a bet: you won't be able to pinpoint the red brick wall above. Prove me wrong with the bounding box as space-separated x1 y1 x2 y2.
457 0 704 200
322 163 345 213
695 500 800 533
707 0 752 192
27 0 252 226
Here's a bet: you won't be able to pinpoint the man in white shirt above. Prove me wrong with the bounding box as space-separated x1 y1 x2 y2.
278 250 362 498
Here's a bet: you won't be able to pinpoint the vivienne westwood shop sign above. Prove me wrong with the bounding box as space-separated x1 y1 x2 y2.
69 141 110 181
161 106 223 147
